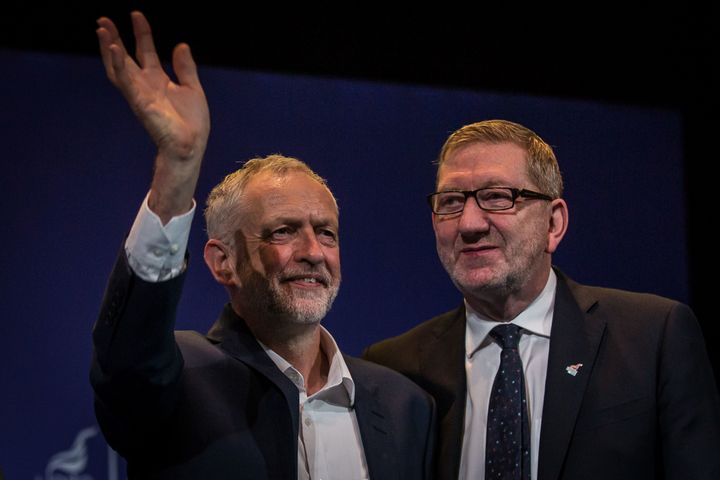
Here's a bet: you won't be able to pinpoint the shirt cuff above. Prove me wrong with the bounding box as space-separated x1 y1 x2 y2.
124 192 196 282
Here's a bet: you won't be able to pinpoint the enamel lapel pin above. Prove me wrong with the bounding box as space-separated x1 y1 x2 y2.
565 363 584 376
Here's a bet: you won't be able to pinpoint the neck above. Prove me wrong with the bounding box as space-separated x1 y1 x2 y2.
465 294 534 322
238 307 330 394
465 267 551 321
270 328 330 396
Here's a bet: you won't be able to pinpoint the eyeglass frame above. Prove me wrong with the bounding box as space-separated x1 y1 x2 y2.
426 186 554 214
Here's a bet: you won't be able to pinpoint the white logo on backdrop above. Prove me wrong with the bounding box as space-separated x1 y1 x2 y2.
35 426 120 480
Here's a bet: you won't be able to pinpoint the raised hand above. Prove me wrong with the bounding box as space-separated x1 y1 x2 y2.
96 11 210 221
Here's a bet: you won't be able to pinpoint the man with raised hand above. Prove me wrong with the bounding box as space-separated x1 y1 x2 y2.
91 12 435 479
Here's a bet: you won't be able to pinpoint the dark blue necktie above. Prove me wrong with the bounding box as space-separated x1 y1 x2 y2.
486 324 531 480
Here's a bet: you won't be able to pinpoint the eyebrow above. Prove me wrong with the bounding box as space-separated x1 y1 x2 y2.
264 215 338 229
438 178 511 190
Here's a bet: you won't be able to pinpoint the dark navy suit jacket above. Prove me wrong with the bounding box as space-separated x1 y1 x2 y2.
363 268 720 480
91 252 435 479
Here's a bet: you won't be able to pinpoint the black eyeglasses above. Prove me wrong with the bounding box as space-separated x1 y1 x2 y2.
427 187 553 214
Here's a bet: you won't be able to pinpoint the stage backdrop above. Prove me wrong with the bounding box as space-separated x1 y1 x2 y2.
0 48 691 479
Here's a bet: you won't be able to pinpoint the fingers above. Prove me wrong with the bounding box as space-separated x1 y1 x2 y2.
96 10 203 103
96 16 126 52
96 15 137 85
109 44 138 98
130 11 161 69
95 25 116 82
172 43 202 90
96 17 123 83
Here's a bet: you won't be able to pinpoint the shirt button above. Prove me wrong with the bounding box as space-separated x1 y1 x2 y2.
304 417 312 427
152 248 163 257
170 244 179 254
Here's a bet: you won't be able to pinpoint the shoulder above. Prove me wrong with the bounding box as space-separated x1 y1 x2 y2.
360 306 463 381
365 306 463 353
555 268 689 312
557 269 698 334
586 285 680 311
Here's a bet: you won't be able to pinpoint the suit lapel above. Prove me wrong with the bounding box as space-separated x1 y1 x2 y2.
348 359 398 480
206 304 301 435
419 306 467 480
537 271 606 480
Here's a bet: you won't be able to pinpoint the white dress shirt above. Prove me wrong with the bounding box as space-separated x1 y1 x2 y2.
459 271 556 480
263 331 369 480
124 193 194 282
124 194 368 479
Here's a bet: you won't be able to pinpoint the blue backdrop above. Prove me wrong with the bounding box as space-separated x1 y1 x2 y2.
0 48 692 478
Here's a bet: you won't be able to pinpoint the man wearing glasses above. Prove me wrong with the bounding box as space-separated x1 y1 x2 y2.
364 119 720 480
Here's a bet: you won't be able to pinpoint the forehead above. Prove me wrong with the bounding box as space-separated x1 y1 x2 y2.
243 170 338 224
438 142 529 188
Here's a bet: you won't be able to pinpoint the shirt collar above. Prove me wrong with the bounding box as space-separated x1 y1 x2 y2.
261 325 355 407
465 269 556 358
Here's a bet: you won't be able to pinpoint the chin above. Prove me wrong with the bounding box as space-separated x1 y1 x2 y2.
453 267 496 286
456 271 511 295
287 308 328 325
289 297 334 323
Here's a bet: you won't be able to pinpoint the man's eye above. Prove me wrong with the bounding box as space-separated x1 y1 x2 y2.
319 229 338 244
439 194 464 206
270 227 293 240
482 192 510 201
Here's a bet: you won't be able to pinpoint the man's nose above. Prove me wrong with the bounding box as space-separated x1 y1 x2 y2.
457 195 491 236
295 230 325 264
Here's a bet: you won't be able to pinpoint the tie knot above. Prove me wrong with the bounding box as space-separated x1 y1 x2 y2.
490 324 522 350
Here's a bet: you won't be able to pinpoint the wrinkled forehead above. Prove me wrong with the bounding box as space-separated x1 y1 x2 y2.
241 170 339 221
437 142 530 188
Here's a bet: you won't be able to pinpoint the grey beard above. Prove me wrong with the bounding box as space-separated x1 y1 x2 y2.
242 269 340 325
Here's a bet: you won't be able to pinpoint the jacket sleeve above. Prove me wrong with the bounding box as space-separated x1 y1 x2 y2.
658 301 720 479
89 246 187 455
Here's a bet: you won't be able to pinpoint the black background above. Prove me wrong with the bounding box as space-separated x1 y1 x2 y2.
2 2 718 378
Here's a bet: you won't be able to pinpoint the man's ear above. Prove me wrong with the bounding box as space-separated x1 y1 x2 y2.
546 198 569 254
204 239 235 286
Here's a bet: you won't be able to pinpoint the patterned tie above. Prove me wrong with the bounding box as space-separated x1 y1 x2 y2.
486 324 531 480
